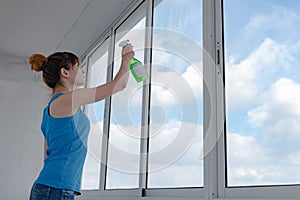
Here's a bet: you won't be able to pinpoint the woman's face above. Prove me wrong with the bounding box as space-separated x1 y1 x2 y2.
71 62 86 87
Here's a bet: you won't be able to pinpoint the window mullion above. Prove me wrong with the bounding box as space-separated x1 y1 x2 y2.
203 0 218 199
138 0 154 197
99 27 115 195
215 0 226 198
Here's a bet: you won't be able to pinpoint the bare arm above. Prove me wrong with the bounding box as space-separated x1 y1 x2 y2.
74 57 131 105
58 44 134 112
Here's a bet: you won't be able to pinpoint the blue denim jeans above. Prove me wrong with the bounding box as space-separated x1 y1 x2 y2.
29 184 76 200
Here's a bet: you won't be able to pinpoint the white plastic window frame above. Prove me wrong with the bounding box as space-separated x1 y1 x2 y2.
81 34 111 191
79 0 300 199
80 0 206 199
80 0 203 199
80 0 153 199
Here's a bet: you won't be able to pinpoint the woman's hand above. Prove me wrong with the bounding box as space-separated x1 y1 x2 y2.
122 43 135 62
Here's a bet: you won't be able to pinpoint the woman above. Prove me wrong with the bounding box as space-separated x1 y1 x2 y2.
28 44 134 200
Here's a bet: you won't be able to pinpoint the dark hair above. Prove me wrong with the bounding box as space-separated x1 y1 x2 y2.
29 52 80 88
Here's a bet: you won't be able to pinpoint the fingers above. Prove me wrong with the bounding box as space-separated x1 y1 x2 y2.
122 43 135 60
122 43 133 54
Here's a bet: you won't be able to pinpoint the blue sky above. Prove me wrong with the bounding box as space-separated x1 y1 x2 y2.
225 0 300 61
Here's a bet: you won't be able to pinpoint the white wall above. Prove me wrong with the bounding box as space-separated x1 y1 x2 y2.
0 55 49 199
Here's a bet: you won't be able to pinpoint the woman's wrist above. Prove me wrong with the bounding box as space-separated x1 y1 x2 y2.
121 57 131 64
122 56 131 62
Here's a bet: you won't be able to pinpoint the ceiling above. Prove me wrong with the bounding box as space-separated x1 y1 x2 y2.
0 0 136 59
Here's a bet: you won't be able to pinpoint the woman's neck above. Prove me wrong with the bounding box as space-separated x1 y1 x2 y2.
52 85 71 96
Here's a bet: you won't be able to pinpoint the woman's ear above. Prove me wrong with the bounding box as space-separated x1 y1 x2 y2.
60 68 69 78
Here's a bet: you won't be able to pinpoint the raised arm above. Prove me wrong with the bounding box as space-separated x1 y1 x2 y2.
62 43 134 111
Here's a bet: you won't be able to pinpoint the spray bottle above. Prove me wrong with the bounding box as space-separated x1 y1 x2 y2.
119 40 148 83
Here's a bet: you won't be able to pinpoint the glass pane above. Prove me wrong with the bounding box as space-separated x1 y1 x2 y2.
148 0 203 188
81 38 109 190
225 0 300 186
105 3 146 189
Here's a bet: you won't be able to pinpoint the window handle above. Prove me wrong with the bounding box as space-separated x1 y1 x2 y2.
216 49 220 65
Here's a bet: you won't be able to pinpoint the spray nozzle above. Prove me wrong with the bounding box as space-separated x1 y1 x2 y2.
119 40 130 47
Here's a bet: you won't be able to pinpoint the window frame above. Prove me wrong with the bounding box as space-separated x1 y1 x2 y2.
104 0 147 195
79 0 300 199
217 0 300 199
81 33 111 191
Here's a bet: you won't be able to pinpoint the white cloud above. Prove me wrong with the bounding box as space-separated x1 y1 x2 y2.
152 49 174 68
287 152 300 166
149 120 201 154
227 133 270 163
182 63 203 99
225 3 300 111
268 78 300 115
110 63 203 113
225 4 300 185
82 120 203 188
247 78 300 141
148 164 203 188
150 63 203 107
226 38 291 110
152 28 203 69
108 123 141 153
247 104 270 127
226 41 300 186
83 128 300 188
228 61 300 185
227 133 300 186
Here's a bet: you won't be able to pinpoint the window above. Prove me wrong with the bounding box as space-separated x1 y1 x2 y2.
148 0 203 188
105 2 146 190
224 0 300 187
82 37 109 190
80 0 300 199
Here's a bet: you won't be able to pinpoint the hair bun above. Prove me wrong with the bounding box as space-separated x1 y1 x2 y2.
29 54 47 72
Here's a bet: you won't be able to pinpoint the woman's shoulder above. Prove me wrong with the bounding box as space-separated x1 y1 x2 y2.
48 91 77 118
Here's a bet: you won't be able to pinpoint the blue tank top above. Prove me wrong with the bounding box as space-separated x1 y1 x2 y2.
35 92 90 193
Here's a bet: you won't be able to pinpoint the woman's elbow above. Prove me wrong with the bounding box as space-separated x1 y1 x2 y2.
112 82 127 94
122 81 128 89
119 82 127 92
112 77 129 94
